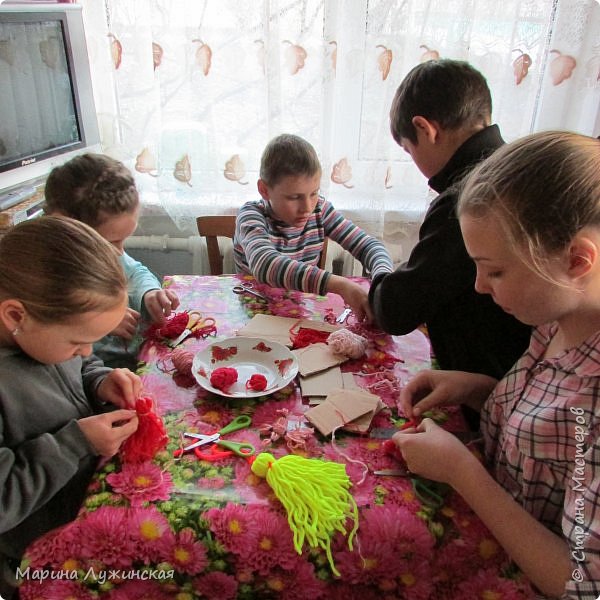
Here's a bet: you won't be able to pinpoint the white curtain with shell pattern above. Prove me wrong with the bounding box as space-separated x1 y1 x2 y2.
81 0 600 244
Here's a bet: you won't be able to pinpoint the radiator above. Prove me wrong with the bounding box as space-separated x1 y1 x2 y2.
125 235 210 279
124 235 364 280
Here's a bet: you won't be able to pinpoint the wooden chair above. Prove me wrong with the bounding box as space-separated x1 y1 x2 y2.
196 214 329 275
196 215 236 275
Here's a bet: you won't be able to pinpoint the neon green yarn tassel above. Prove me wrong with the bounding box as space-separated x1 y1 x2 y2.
251 452 359 576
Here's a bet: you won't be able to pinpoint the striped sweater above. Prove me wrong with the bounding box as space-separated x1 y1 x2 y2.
233 196 393 295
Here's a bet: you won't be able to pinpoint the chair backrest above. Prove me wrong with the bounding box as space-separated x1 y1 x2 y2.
196 214 329 275
196 215 236 275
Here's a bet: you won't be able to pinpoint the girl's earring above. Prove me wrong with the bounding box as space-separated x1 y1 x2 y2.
12 327 20 336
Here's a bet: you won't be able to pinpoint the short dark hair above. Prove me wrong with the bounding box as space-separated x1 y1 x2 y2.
390 59 492 145
259 134 321 187
44 153 139 227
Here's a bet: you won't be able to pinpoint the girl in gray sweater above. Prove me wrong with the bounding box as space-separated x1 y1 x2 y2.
0 217 141 598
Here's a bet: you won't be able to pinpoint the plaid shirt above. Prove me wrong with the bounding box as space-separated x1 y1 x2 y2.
482 323 600 599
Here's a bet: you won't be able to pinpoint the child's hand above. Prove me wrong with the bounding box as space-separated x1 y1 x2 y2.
110 307 141 340
97 368 142 409
78 410 138 457
327 276 373 323
392 418 476 485
144 289 180 323
400 369 497 419
346 288 374 323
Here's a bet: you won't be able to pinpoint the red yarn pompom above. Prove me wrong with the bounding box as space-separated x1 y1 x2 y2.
120 396 168 463
246 373 267 391
210 367 238 392
290 327 331 349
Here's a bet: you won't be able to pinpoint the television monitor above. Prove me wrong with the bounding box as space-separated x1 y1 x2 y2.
0 3 100 193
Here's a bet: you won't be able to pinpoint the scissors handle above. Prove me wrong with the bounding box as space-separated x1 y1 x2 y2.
195 444 234 461
233 284 266 300
412 478 447 509
215 439 255 457
219 414 251 435
170 310 203 347
187 310 208 330
187 309 202 321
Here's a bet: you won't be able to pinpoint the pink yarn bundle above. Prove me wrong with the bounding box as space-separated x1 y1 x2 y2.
170 348 196 388
327 328 368 359
172 347 194 373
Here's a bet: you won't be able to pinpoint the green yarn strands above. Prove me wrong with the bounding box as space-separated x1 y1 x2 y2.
251 452 359 576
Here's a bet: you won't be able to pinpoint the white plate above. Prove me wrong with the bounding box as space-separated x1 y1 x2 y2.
192 336 299 398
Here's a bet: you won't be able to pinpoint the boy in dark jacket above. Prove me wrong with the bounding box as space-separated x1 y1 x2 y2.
369 59 530 381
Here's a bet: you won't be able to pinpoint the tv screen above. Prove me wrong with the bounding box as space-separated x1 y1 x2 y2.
0 18 81 168
0 4 100 189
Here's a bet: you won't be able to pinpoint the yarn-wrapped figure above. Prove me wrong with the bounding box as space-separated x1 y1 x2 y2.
250 452 359 575
120 396 168 463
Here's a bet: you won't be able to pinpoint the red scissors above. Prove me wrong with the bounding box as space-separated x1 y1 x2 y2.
173 415 254 461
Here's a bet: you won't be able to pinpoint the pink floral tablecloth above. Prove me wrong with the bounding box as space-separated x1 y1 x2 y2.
20 275 536 600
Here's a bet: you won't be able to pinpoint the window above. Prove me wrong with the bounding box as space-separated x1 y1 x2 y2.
83 0 599 235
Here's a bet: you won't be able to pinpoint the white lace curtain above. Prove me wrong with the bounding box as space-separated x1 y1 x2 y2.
81 0 600 237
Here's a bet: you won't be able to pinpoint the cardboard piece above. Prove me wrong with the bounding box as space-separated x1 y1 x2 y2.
236 313 339 347
304 388 382 436
342 398 385 433
328 388 383 434
341 372 360 390
308 397 326 406
299 367 343 397
293 342 347 377
302 369 359 404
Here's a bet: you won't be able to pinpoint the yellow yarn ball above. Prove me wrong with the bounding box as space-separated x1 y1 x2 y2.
250 451 274 478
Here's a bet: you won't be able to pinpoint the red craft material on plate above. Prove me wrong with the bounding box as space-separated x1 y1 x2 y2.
210 367 238 392
246 373 267 391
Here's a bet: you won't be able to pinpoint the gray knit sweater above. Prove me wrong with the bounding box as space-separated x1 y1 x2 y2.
0 345 111 559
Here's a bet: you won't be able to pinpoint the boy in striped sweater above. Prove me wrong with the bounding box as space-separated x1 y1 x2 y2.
233 134 393 322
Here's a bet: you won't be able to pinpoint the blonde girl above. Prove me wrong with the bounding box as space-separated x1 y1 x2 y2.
394 131 600 598
0 216 140 598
